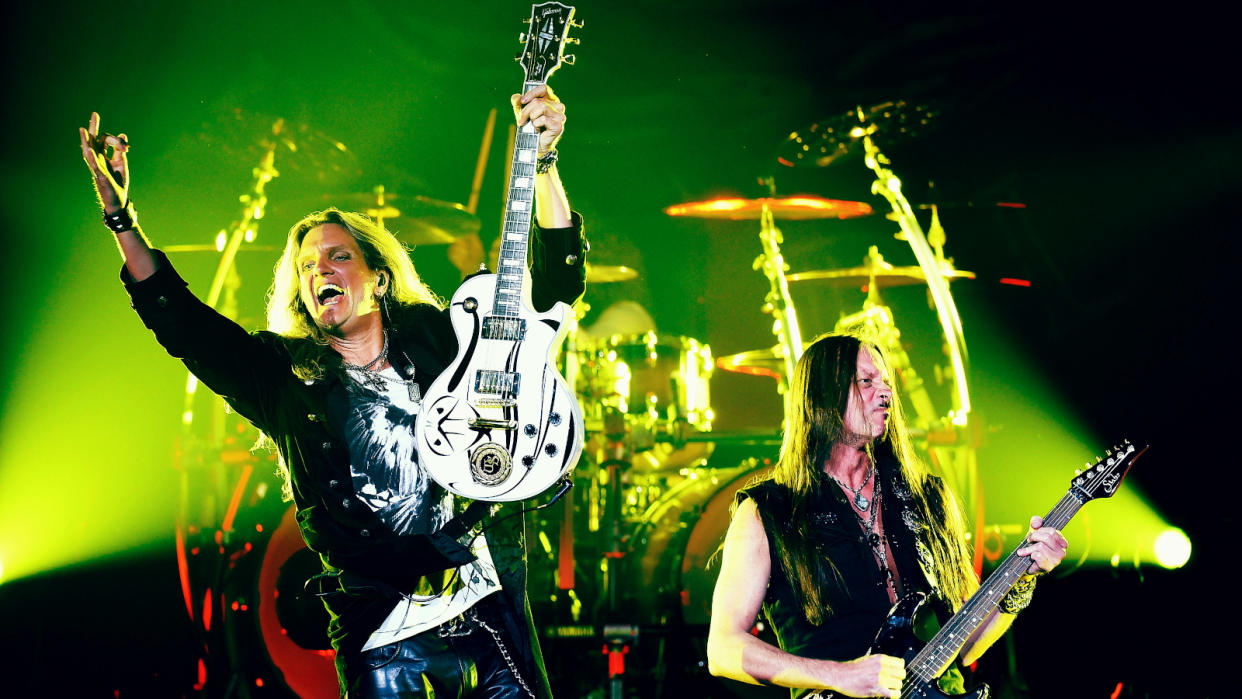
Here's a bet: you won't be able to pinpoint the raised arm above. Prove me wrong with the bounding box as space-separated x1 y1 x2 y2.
706 497 906 698
80 112 158 281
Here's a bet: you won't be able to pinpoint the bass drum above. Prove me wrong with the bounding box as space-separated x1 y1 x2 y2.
622 458 774 626
209 466 339 699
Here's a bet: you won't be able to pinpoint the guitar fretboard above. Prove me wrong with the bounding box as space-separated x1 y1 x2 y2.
494 79 545 318
906 492 1084 684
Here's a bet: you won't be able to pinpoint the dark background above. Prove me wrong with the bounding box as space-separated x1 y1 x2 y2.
1 1 1237 697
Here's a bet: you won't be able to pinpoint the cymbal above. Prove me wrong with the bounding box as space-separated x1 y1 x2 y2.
584 264 638 283
716 345 797 381
664 196 872 220
198 108 357 179
788 265 976 289
777 101 938 168
302 191 482 245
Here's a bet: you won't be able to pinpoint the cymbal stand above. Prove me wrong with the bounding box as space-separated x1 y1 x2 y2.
173 124 281 697
181 134 281 437
753 202 806 395
859 125 970 424
858 118 981 539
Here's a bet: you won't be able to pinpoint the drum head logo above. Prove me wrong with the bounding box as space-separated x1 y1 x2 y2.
470 443 512 486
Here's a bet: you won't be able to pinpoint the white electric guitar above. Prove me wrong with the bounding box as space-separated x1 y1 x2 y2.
416 2 583 502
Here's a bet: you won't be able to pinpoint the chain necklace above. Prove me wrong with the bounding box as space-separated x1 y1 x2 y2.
844 476 896 599
342 329 421 402
831 462 876 510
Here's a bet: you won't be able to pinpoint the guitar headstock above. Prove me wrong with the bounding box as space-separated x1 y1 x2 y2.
1069 439 1148 501
516 2 580 85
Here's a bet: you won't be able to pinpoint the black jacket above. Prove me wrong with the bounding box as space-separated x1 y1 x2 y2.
124 216 586 697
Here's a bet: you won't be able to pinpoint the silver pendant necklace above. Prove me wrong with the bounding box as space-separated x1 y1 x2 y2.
832 462 875 511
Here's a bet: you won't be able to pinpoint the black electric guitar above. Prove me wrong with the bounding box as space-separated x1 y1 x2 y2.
416 2 584 502
811 439 1147 699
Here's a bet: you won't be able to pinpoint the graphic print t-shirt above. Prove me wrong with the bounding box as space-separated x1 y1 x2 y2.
342 365 502 652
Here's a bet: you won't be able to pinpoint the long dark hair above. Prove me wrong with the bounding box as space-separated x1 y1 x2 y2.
769 332 978 624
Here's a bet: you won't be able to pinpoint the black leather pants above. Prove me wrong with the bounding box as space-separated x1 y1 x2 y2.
343 603 532 699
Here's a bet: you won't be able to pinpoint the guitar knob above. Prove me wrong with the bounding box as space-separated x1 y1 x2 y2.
524 424 537 437
549 412 562 426
545 443 558 457
522 455 534 467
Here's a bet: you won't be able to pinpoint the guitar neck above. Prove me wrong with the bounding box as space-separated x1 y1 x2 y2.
494 79 545 317
906 491 1084 683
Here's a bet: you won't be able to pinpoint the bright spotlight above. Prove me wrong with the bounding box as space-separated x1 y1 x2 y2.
1153 528 1191 569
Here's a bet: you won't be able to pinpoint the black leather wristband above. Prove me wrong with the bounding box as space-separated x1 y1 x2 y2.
103 200 137 233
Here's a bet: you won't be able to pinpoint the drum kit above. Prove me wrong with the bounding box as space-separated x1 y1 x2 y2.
174 100 996 698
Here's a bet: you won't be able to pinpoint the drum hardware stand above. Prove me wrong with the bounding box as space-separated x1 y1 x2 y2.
169 128 282 698
752 177 806 395
856 112 982 557
596 406 640 699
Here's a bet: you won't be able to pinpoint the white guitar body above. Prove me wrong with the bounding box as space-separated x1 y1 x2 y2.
416 270 583 501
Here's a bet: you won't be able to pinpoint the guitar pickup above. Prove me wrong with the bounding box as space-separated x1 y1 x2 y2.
482 316 527 341
475 370 521 396
468 417 517 431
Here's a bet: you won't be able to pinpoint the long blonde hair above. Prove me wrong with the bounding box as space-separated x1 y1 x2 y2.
267 208 441 341
769 332 978 623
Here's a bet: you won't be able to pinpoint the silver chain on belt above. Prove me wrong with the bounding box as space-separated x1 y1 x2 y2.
474 617 536 699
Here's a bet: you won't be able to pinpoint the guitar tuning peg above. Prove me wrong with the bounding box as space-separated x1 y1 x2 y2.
1105 448 1112 456
565 37 581 45
1074 469 1083 476
562 54 576 65
519 32 528 42
571 19 584 28
522 18 532 23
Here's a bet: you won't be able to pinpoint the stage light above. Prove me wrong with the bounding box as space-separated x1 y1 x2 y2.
1153 528 1191 569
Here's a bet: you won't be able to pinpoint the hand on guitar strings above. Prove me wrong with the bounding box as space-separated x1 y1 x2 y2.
1016 515 1069 576
511 85 565 156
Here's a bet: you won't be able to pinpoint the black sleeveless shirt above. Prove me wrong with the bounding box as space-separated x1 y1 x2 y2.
737 464 943 666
